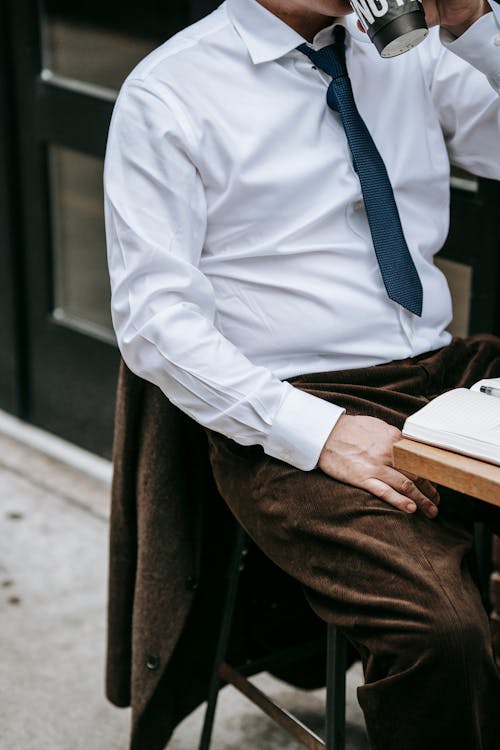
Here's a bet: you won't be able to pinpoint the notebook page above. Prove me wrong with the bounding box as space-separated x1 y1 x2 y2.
404 388 500 442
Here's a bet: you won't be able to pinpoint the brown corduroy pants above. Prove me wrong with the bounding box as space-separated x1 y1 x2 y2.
205 334 500 750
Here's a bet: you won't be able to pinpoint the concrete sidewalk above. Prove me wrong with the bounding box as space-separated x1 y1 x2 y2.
0 411 368 750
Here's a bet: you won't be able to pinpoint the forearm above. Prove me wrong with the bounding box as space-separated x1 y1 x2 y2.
438 0 500 92
110 271 344 471
425 0 500 177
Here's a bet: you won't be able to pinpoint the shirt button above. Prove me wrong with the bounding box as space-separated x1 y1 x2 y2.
146 655 160 671
353 200 364 212
185 575 199 592
494 35 500 46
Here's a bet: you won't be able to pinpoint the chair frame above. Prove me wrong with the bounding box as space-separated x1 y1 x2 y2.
199 524 347 750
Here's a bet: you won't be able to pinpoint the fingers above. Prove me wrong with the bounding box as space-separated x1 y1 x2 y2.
364 467 440 519
419 0 440 28
318 414 441 518
403 471 440 507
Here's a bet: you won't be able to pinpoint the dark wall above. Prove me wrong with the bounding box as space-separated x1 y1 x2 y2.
45 0 214 38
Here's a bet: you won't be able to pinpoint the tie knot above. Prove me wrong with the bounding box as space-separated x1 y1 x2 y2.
297 24 347 80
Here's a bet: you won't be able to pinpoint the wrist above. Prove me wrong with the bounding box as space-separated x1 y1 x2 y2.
318 414 346 469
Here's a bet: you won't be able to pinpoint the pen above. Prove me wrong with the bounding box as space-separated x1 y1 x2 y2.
479 385 500 398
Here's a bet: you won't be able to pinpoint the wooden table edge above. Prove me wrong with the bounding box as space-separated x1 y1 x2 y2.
393 439 500 507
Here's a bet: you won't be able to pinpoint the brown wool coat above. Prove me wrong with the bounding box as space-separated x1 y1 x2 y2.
106 360 331 750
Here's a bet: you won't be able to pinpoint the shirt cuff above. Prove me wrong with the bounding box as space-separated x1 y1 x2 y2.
261 382 345 471
440 1 500 91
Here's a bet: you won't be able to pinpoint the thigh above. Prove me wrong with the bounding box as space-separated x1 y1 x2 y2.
205 338 500 652
205 428 486 653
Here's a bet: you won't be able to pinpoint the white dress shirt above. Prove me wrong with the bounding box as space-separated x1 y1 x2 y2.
104 0 500 471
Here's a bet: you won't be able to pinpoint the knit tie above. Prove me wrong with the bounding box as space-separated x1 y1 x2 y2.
298 26 423 316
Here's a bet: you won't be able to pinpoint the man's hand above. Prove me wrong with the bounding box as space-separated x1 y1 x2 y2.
318 415 440 518
421 0 492 37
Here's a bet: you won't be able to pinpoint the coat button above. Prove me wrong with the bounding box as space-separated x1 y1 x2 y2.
185 575 199 592
146 655 160 671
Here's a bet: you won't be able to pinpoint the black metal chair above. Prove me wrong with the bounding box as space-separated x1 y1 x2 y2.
198 523 348 750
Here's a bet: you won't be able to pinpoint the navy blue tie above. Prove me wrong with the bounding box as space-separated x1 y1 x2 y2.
298 26 423 316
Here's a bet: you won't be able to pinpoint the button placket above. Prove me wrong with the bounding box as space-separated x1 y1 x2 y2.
293 55 330 85
346 197 370 240
398 304 415 346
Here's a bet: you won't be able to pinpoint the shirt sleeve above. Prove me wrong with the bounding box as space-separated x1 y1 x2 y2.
440 0 500 92
430 1 500 177
104 79 344 472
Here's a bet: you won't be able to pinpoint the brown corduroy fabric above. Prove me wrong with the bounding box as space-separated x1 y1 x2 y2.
205 334 500 750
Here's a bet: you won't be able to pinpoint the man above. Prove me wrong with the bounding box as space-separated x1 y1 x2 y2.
104 0 500 747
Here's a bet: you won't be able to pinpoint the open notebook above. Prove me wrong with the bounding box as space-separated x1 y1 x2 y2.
402 378 500 466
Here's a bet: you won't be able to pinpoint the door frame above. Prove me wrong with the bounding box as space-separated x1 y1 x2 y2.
3 0 221 457
7 1 119 456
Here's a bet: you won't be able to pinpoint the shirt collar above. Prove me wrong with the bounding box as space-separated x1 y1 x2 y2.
226 0 369 65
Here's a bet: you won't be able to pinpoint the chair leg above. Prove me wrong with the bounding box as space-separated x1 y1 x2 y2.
324 623 347 750
199 525 248 750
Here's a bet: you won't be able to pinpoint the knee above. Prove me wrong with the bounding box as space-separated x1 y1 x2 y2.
427 614 487 660
388 611 490 674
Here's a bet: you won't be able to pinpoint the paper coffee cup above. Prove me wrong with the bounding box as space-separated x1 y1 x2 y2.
350 0 429 57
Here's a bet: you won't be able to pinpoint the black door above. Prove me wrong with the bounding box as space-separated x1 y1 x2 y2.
2 1 217 458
